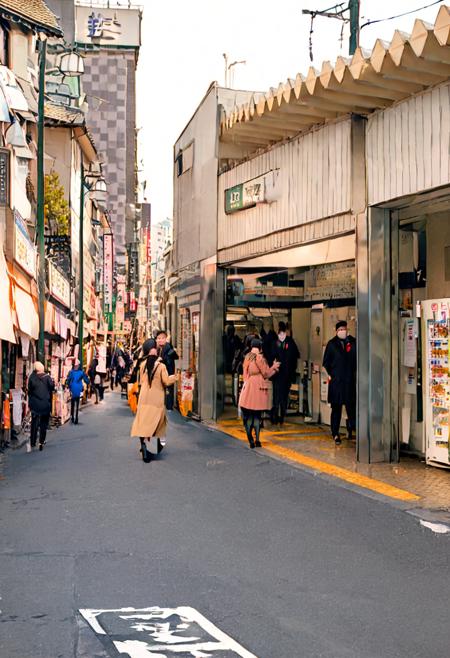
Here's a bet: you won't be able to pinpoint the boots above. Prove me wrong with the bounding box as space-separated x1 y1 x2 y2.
244 418 255 448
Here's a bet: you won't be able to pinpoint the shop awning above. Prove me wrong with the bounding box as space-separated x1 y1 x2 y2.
14 286 39 340
221 5 450 153
0 66 28 113
237 233 355 269
0 250 16 344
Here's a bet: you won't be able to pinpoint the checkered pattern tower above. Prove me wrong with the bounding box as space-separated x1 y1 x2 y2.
73 2 142 269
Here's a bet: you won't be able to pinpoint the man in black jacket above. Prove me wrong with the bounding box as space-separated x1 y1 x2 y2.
323 320 357 445
27 362 55 451
156 330 179 410
270 322 300 425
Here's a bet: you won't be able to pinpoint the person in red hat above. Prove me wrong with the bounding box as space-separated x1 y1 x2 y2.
323 320 357 445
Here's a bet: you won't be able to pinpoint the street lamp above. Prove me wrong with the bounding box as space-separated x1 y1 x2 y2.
58 50 84 76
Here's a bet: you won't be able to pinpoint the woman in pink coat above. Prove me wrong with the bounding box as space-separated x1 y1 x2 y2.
238 338 280 448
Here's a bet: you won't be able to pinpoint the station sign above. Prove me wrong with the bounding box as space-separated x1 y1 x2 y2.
225 174 266 214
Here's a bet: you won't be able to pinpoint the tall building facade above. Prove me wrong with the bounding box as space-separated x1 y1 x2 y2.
73 2 142 269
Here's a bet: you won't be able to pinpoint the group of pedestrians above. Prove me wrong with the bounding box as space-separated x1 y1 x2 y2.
235 319 356 449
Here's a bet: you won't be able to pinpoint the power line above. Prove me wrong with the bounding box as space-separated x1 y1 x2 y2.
361 0 445 30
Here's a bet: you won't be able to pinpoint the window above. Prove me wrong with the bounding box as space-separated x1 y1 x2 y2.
175 142 194 177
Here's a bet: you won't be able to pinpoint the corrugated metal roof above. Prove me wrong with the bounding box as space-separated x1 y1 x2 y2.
221 5 450 153
0 0 62 36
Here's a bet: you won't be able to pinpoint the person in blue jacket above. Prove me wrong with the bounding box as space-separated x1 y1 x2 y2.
66 360 89 424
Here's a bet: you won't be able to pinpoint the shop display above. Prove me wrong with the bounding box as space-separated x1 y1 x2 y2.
423 299 450 467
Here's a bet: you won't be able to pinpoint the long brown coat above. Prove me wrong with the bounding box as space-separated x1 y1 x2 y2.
238 352 278 411
130 359 176 438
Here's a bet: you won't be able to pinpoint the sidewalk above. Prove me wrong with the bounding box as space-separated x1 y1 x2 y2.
211 411 450 512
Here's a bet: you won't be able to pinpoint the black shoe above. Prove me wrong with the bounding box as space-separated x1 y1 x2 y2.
140 443 152 463
255 440 262 448
249 440 255 449
39 443 44 451
74 419 78 425
334 435 342 446
156 438 164 454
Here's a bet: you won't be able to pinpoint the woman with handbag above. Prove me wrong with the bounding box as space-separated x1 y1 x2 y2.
238 338 280 448
130 338 176 463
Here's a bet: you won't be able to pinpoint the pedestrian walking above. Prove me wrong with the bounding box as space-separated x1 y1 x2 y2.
156 330 179 410
322 320 357 445
238 339 280 448
270 322 300 425
88 357 99 404
130 338 176 463
66 361 89 424
27 362 55 451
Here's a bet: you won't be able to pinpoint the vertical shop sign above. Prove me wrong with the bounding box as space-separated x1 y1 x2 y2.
0 148 10 205
14 210 36 277
103 233 113 312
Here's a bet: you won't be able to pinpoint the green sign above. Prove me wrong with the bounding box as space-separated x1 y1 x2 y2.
225 184 243 213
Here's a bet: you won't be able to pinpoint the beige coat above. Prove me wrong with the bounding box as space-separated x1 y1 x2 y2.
130 359 176 438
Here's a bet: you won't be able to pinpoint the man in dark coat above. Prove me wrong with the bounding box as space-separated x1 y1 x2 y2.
27 362 55 450
156 330 179 410
323 320 357 445
270 322 300 425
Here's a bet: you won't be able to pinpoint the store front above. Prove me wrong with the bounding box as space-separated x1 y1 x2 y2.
361 78 450 466
222 233 356 430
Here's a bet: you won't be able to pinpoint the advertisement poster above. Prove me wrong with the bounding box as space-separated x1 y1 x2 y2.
178 371 194 417
427 319 450 447
403 318 417 367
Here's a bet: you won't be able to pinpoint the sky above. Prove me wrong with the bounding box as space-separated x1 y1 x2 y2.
135 0 447 224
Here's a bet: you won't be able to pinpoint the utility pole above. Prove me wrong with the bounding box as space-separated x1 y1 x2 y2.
222 53 246 88
37 37 47 363
349 0 360 55
79 160 85 367
302 1 360 59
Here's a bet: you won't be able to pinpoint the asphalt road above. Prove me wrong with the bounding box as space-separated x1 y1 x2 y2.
0 391 449 658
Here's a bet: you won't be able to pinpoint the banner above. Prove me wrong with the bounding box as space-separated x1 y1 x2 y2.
103 233 113 311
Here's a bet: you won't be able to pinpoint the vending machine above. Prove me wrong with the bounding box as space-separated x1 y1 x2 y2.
422 299 450 468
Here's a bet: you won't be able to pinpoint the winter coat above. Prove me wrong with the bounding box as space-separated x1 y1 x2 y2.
130 359 176 438
271 336 300 384
66 368 90 398
160 343 179 376
28 372 55 416
238 352 278 411
322 335 357 406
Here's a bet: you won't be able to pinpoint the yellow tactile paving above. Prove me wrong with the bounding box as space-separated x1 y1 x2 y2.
216 419 420 503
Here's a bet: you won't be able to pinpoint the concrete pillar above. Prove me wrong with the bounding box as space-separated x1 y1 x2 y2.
356 207 397 463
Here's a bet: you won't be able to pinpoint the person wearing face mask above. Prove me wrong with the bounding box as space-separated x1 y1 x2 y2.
323 320 357 445
270 321 300 425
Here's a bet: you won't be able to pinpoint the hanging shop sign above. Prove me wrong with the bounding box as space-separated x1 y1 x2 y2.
48 261 70 309
103 233 113 312
304 261 355 301
0 148 10 205
14 210 36 278
225 174 266 214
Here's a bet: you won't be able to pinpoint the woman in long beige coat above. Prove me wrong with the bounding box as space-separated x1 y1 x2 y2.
131 340 176 462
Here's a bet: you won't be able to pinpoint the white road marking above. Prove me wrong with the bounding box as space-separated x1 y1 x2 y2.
79 606 258 657
420 520 450 534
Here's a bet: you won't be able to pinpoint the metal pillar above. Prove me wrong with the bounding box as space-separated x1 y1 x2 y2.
357 207 394 463
37 38 47 363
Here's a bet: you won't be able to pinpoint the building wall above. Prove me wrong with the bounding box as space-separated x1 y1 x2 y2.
81 49 137 265
426 212 450 299
173 85 219 273
217 118 352 255
367 81 450 206
173 84 255 273
45 0 75 43
44 127 71 198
